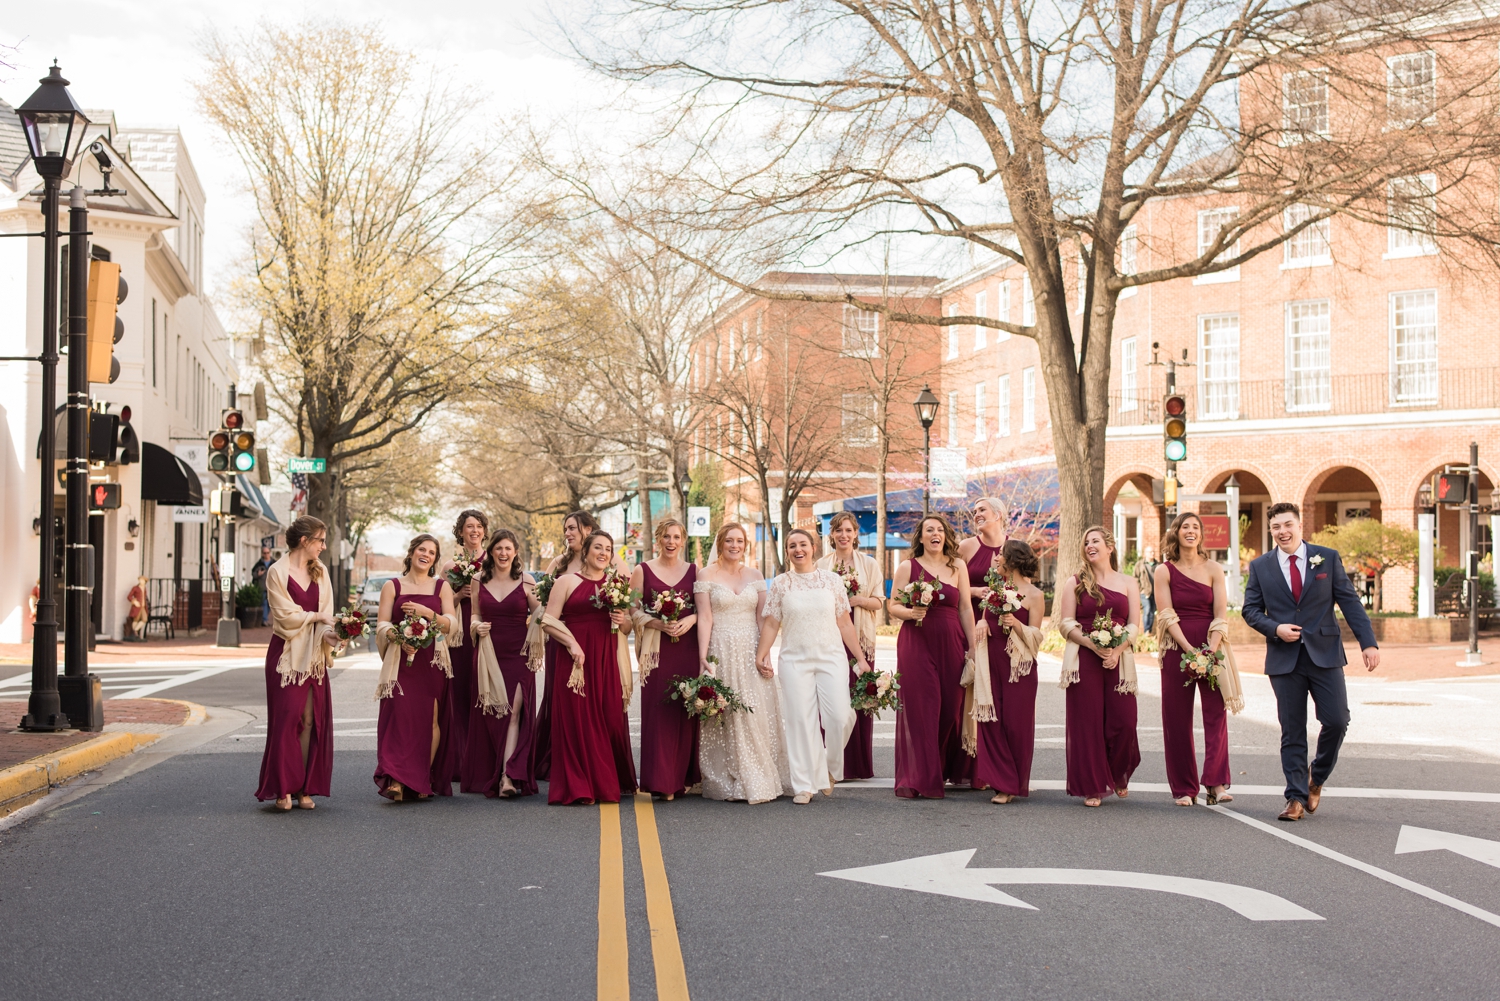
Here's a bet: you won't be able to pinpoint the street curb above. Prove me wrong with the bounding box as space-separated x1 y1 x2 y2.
143 698 209 727
0 732 162 818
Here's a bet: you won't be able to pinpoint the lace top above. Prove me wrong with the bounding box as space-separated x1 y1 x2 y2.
763 569 850 621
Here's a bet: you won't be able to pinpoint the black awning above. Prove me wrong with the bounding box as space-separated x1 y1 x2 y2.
141 442 203 505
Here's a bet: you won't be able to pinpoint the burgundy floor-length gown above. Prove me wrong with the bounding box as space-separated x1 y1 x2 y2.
1065 585 1141 799
548 576 638 805
973 604 1038 797
447 585 475 781
255 577 334 801
374 580 453 799
1160 563 1231 799
839 599 875 781
461 582 539 797
894 563 972 798
637 564 701 798
531 637 558 781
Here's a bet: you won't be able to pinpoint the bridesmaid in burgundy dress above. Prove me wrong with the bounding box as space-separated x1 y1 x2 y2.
889 515 977 798
256 516 337 810
1058 526 1142 807
462 529 541 798
973 540 1045 804
959 495 1008 621
633 519 701 800
443 509 489 781
1154 512 1233 806
815 512 883 781
374 534 459 801
542 530 638 804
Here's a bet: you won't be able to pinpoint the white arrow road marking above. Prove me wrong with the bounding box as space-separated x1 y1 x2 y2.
1210 806 1500 929
819 849 1323 921
1396 826 1500 870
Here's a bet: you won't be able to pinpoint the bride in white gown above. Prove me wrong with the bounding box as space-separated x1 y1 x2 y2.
693 523 788 803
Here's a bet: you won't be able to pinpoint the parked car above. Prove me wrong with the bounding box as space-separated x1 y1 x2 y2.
359 574 397 650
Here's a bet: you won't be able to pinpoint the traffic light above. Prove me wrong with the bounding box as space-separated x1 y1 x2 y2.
231 427 256 473
88 412 117 462
1436 472 1468 504
86 260 127 384
116 405 140 464
207 428 232 472
222 408 244 431
1163 473 1178 507
89 482 121 510
1163 393 1187 462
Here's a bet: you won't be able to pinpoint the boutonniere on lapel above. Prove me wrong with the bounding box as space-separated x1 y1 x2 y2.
1308 555 1325 568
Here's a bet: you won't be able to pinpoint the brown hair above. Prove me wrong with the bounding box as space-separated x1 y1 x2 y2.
553 510 601 572
909 515 959 574
581 529 615 567
1161 512 1205 563
403 534 442 577
453 509 489 547
827 511 860 540
712 522 748 563
784 527 821 562
1267 501 1301 522
482 529 523 583
1074 525 1119 601
285 516 326 581
1001 539 1039 580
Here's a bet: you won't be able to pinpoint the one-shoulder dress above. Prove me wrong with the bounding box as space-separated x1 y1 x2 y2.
1160 562 1230 799
548 575 638 804
893 563 972 798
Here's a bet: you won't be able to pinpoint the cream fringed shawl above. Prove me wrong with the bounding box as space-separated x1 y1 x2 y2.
1152 610 1244 714
1057 617 1139 694
375 611 456 700
541 613 633 710
815 551 882 658
264 557 335 687
960 621 1045 754
471 614 511 717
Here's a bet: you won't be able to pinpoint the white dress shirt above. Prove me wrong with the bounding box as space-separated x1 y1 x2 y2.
1276 542 1309 594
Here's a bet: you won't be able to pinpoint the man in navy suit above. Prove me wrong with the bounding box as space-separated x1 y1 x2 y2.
1243 502 1379 821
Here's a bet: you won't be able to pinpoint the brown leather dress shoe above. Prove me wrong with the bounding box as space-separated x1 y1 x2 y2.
1307 781 1322 814
1278 799 1306 822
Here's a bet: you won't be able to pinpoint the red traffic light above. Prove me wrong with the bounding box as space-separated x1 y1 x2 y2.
209 430 230 451
119 405 131 423
222 409 244 429
1436 474 1468 504
90 483 121 509
1164 393 1186 417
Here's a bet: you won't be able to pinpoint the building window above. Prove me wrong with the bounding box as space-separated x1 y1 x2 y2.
997 279 1011 335
1284 203 1332 265
1120 337 1138 411
151 298 158 389
728 322 738 360
1390 290 1438 404
755 311 764 360
1195 207 1240 283
842 304 879 357
1199 313 1241 418
1022 272 1035 325
947 391 958 445
1282 71 1329 138
947 304 959 358
842 392 878 445
1387 174 1438 257
974 382 987 441
997 374 1011 436
1021 367 1037 431
1388 51 1436 125
973 290 987 350
1285 300 1331 411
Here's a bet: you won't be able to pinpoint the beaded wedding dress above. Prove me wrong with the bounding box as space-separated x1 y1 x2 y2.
694 579 788 803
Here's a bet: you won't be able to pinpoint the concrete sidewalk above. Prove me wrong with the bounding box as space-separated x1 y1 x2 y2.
0 628 276 666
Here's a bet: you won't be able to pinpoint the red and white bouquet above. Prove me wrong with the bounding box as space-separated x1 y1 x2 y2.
397 609 439 665
669 673 752 722
333 604 368 643
981 567 1023 627
650 588 693 642
1088 612 1131 654
894 579 937 627
832 562 861 599
445 552 485 593
850 666 901 715
590 566 638 634
1182 644 1224 690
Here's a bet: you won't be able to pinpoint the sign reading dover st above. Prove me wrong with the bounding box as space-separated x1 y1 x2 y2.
288 457 326 474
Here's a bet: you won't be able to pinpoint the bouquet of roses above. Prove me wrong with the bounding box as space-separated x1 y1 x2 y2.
894 579 937 626
445 552 485 593
650 588 693 642
333 604 368 643
397 609 439 665
1088 612 1131 653
589 566 638 634
850 665 901 715
1182 644 1224 690
531 572 556 610
980 567 1023 627
832 562 861 599
668 673 752 722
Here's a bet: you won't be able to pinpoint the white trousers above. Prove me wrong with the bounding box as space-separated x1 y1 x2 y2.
778 653 856 795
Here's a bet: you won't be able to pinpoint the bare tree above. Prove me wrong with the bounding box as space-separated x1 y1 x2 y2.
563 0 1500 574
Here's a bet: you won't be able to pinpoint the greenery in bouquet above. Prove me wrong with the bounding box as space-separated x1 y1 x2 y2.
589 566 639 634
668 673 752 722
894 579 937 626
1182 644 1224 690
850 665 901 715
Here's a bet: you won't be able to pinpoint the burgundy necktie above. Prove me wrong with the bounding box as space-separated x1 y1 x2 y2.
1289 553 1303 603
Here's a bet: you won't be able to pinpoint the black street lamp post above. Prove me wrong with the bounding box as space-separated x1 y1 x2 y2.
16 64 90 732
913 385 940 516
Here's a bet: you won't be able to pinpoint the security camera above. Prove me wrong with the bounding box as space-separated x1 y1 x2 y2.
90 141 113 171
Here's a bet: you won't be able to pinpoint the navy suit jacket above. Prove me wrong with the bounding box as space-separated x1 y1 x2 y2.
1242 544 1377 675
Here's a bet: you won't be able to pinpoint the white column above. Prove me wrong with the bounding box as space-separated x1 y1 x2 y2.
1112 503 1125 549
1226 482 1242 604
1491 514 1500 605
1418 512 1435 618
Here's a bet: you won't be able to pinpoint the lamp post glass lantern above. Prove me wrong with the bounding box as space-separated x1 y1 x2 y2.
913 386 940 516
17 64 90 732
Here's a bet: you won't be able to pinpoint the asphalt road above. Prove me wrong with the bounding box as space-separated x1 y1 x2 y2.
2 653 1498 1001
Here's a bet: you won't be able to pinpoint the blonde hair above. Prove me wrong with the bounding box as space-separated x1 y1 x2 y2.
973 496 1008 525
1075 525 1118 602
654 519 686 546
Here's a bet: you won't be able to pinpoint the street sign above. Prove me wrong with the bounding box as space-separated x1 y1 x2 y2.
288 457 326 474
931 447 968 499
1200 515 1230 549
219 552 236 578
687 506 712 537
172 505 208 524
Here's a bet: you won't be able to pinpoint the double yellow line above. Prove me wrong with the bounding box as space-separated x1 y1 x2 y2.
597 796 692 1001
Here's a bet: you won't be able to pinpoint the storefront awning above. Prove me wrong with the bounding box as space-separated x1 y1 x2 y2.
236 474 280 529
140 442 203 506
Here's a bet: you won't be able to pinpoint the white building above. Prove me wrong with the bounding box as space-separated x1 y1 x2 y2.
0 101 277 643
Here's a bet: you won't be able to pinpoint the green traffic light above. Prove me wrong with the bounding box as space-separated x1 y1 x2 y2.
209 453 230 471
1165 439 1187 462
233 451 256 473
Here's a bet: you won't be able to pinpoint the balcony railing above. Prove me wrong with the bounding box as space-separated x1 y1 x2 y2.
1108 367 1499 427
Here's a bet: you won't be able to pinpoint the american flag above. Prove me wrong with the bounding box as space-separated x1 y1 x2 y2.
290 472 308 513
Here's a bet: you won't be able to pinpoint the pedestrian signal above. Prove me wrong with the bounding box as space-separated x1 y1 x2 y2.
1436 473 1468 505
1163 393 1187 462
